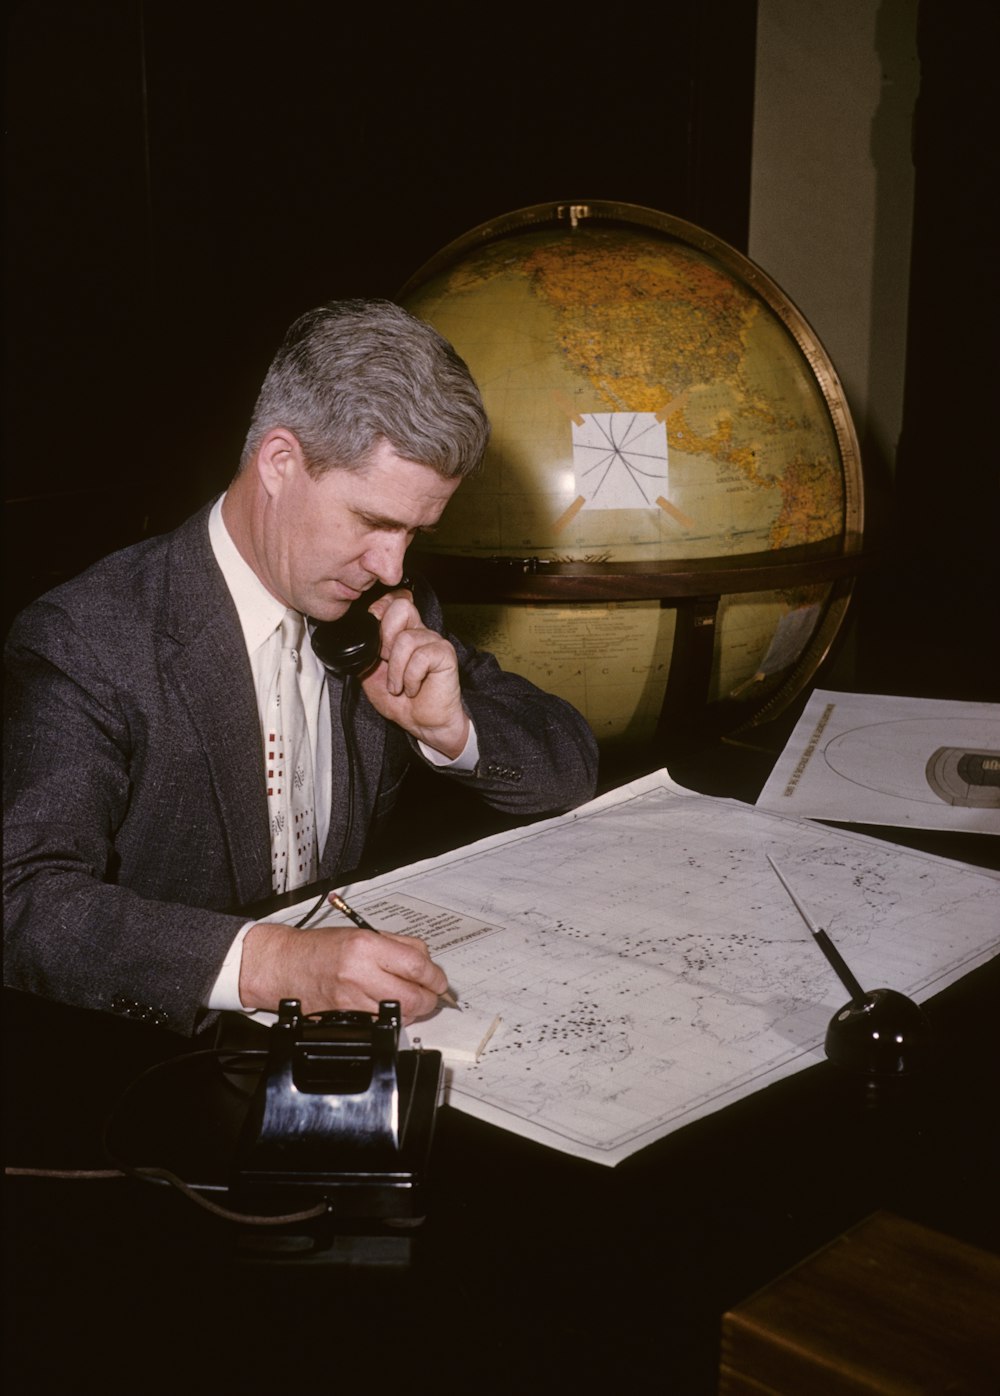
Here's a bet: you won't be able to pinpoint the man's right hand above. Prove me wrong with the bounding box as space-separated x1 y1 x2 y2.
238 921 448 1023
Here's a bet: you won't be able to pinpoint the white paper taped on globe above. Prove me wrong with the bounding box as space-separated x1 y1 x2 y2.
568 411 670 513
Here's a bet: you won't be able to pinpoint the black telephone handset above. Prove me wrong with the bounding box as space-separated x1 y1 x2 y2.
309 578 411 679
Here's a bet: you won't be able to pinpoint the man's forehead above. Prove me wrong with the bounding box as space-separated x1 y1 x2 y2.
332 451 460 525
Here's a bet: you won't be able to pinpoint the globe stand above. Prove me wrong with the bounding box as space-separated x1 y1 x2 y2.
824 987 933 1076
415 543 866 749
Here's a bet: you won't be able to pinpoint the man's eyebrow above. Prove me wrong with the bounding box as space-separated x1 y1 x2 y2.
355 508 413 530
356 508 439 534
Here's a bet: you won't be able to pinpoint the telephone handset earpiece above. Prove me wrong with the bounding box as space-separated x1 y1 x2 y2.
309 578 411 679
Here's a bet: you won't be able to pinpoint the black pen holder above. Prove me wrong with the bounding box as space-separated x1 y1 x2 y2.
824 987 933 1075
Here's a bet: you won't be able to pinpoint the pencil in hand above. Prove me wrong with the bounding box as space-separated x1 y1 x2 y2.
328 893 461 1010
328 893 375 931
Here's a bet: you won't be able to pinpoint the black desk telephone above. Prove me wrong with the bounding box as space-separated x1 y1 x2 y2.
310 578 411 678
235 998 443 1217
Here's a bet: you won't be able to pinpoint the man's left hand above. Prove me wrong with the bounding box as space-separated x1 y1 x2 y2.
360 592 470 759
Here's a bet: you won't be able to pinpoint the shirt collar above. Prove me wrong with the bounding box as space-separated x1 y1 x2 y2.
208 493 286 655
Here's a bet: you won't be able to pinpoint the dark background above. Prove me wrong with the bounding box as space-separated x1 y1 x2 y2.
5 1 997 699
5 0 758 617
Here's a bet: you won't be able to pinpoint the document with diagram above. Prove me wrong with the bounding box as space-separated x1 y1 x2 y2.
756 690 1000 834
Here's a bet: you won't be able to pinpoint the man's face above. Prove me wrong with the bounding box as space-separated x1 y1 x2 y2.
259 438 460 620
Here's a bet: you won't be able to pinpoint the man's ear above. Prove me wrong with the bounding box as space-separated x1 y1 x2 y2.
256 428 306 496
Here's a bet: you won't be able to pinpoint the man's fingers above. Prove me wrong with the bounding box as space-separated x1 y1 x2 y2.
240 923 447 1023
374 931 449 995
367 591 417 638
381 627 456 698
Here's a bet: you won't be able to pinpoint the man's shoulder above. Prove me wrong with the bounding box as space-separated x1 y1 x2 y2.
12 503 217 630
4 503 228 671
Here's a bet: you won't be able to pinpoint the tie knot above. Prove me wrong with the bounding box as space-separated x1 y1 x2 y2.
280 609 305 655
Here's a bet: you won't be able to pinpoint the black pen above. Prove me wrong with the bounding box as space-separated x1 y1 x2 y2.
329 893 461 1010
766 855 868 1005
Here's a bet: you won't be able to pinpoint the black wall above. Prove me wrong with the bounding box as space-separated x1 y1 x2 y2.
4 0 757 625
6 1 997 703
872 0 999 701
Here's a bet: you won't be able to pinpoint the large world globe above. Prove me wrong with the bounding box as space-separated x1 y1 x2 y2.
400 201 863 753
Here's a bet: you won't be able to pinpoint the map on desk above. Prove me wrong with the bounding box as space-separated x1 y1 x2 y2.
292 771 1000 1166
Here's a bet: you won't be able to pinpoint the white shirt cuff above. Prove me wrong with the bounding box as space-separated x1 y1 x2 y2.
206 921 257 1012
418 718 479 771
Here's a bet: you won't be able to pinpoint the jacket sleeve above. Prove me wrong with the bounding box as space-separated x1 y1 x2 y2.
3 601 251 1036
412 580 599 817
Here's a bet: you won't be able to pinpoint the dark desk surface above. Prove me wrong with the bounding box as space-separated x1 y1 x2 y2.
5 727 999 1396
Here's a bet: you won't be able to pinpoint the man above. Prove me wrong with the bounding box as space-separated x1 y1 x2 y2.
3 300 598 1036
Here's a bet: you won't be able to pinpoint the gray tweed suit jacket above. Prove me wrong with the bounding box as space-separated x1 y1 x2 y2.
3 502 598 1034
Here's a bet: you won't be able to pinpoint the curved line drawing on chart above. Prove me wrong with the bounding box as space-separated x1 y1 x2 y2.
925 747 1000 808
822 718 1000 807
571 411 669 510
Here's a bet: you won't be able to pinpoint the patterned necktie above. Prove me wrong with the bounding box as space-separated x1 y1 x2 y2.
265 610 318 892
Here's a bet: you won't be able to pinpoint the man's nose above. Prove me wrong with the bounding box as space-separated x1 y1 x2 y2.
364 534 408 587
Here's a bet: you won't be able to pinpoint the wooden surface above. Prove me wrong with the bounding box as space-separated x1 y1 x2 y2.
719 1211 1000 1395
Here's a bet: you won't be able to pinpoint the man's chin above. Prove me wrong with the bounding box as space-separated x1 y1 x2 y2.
305 596 356 622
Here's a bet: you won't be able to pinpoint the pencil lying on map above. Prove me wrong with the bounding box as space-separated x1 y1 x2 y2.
329 893 461 1010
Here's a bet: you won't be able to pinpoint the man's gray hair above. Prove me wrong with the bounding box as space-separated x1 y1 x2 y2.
239 299 489 478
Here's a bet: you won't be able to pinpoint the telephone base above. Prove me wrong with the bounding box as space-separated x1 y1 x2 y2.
233 1000 443 1220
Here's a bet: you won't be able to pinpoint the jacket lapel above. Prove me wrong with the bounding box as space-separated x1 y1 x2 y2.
159 504 271 905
